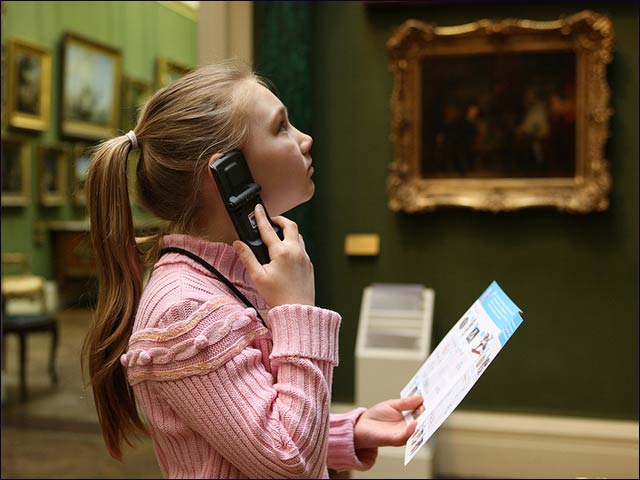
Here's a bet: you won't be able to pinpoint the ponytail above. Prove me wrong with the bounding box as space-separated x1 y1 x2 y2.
81 134 147 461
81 61 260 461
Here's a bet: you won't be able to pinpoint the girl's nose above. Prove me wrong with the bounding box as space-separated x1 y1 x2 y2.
299 131 313 155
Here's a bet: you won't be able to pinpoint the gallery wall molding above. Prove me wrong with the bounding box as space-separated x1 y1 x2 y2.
435 409 639 479
332 403 639 478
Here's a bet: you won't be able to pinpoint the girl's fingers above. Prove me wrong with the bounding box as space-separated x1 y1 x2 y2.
254 204 280 246
270 214 299 241
386 395 424 412
403 421 418 439
233 240 263 278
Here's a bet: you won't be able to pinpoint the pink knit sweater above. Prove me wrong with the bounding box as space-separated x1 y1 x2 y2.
122 234 377 478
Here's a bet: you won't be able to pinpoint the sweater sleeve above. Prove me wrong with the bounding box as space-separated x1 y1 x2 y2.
328 409 378 472
125 300 342 479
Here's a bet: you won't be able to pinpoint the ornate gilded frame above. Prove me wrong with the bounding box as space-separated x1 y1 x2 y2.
156 57 191 90
60 33 121 140
38 143 69 207
6 37 51 131
1 137 31 207
121 76 151 130
387 11 614 213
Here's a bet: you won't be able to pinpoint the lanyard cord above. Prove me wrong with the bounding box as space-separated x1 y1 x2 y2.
159 246 266 327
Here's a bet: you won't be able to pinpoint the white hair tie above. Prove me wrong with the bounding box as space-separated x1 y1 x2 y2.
126 130 139 150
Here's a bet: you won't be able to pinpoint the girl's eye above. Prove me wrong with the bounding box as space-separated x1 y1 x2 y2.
279 121 287 132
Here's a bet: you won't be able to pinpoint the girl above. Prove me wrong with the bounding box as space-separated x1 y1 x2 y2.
82 62 422 478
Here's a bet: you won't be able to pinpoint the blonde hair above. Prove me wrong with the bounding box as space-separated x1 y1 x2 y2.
81 62 260 461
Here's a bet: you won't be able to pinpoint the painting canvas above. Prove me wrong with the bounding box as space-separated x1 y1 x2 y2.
1 139 30 207
72 144 92 205
39 144 69 206
422 52 576 180
61 33 121 140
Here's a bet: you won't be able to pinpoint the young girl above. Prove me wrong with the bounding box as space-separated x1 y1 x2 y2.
82 62 422 478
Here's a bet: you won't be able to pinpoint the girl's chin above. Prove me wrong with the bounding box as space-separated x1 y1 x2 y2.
273 190 315 216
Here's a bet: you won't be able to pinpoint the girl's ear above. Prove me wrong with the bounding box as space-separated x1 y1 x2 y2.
207 152 224 182
208 152 224 168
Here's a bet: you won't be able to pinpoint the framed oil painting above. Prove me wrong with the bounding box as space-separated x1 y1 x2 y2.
1 138 30 207
38 144 69 207
60 33 121 140
387 11 613 213
71 143 93 206
6 37 51 131
121 77 151 131
156 57 191 89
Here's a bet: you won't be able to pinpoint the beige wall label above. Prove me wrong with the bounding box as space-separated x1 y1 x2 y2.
344 234 380 256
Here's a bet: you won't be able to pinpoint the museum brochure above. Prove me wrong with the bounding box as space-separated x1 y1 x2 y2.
401 281 524 465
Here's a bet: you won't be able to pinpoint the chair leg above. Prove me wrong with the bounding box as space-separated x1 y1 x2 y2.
18 332 27 401
49 322 58 385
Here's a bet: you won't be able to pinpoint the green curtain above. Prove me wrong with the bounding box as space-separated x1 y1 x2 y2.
253 2 316 261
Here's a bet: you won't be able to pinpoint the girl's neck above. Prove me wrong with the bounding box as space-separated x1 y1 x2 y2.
189 209 239 245
191 219 238 245
188 169 239 245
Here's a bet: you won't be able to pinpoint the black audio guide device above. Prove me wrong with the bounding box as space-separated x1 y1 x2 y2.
209 150 284 264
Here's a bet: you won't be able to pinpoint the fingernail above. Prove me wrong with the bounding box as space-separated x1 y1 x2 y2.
256 204 264 214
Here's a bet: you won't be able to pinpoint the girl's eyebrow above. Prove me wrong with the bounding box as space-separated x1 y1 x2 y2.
270 105 289 125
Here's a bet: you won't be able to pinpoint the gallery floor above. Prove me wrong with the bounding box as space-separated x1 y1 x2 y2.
1 308 162 478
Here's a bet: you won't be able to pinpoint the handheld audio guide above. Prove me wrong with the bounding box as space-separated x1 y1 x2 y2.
209 150 284 265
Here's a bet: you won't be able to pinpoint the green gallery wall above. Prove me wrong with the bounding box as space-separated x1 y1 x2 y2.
307 1 638 419
2 1 638 422
1 1 196 277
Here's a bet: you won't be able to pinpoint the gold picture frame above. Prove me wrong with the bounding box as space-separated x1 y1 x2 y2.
1 138 31 207
387 11 613 213
156 57 191 90
121 77 152 131
71 143 93 206
38 144 69 207
6 37 51 131
60 33 121 140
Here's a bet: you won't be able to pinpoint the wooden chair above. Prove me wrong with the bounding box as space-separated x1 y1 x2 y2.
1 253 48 301
1 253 58 401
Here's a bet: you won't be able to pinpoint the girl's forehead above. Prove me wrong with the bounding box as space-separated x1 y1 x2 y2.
244 81 284 118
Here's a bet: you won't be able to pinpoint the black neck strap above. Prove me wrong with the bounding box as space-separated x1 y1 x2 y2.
159 246 265 326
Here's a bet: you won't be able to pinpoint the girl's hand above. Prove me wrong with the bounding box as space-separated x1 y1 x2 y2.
233 204 315 307
354 396 423 450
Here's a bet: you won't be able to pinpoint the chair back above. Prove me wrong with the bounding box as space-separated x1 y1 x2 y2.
1 253 47 314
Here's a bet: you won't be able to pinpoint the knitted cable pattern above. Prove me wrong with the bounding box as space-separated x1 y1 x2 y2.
123 300 269 384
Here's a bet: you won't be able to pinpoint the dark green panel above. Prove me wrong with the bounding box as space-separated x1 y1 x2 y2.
254 2 317 260
311 1 638 419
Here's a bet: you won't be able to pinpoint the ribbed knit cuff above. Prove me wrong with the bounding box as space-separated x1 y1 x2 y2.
267 305 341 365
328 408 378 472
